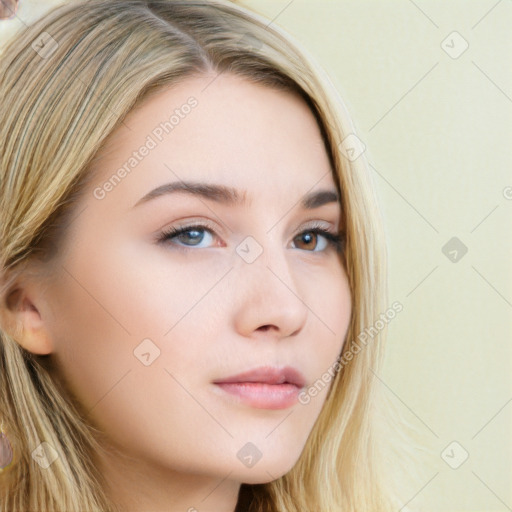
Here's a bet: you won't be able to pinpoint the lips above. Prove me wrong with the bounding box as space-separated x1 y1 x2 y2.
212 365 307 410
213 365 306 388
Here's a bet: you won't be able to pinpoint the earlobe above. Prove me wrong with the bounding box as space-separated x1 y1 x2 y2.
0 286 54 356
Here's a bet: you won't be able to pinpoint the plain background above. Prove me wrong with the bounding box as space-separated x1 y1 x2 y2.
1 1 511 511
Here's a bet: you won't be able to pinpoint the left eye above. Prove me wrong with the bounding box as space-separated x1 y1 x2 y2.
157 223 344 253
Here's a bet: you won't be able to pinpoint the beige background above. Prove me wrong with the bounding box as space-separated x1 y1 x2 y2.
1 1 511 511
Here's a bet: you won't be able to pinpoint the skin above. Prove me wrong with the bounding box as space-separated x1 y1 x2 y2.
6 72 352 512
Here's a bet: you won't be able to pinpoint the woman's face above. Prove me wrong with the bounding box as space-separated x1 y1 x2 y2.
38 73 351 487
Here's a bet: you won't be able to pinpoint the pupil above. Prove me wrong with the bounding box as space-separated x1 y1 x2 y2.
302 232 315 247
182 229 203 245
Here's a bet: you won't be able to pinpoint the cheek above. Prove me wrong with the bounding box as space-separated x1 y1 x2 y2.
322 264 352 340
294 262 352 404
47 239 225 410
298 259 352 354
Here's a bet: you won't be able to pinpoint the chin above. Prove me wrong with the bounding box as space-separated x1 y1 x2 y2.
235 456 300 484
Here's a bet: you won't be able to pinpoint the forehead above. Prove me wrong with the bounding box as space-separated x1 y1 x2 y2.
87 72 338 210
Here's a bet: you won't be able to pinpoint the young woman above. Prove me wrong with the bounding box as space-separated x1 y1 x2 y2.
0 1 419 510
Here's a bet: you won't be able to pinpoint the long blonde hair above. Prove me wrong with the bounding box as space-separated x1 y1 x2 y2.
0 1 422 510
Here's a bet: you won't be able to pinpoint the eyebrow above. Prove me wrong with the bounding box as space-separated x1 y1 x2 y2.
132 181 340 210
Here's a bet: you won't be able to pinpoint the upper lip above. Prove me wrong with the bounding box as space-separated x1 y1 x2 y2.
213 365 306 388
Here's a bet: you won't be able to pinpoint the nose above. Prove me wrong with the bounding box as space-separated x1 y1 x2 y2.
231 239 308 340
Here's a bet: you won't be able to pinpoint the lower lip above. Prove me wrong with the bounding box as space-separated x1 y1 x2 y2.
214 382 302 409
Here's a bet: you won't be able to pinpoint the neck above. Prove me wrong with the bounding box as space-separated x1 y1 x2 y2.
94 441 242 512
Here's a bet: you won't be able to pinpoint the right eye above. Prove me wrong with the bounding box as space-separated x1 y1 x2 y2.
158 223 218 249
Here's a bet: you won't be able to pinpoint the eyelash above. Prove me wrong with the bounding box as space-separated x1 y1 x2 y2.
157 221 345 254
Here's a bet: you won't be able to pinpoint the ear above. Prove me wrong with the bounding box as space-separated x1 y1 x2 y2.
0 278 54 355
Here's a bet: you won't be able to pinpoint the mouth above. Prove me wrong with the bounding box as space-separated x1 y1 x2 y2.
212 365 306 410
